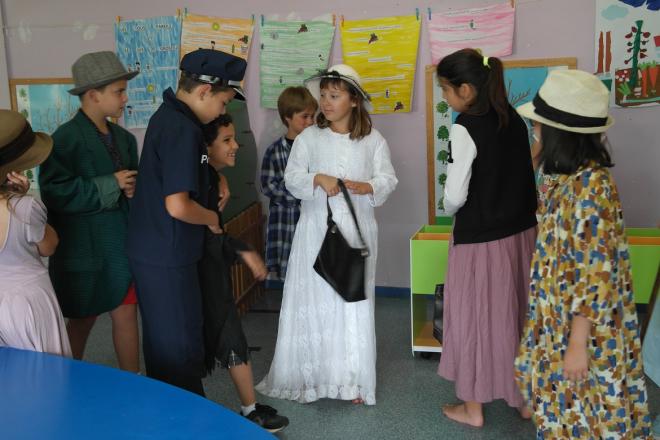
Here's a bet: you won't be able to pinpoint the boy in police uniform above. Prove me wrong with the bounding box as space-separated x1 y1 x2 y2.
127 49 244 396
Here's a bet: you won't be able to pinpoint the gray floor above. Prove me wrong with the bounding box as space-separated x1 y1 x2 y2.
84 294 659 439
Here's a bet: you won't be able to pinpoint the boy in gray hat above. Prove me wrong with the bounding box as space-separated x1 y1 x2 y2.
39 51 140 373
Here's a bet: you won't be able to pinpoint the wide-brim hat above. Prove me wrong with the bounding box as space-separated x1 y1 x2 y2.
304 64 372 112
517 69 614 134
179 49 248 101
0 110 53 181
68 51 138 96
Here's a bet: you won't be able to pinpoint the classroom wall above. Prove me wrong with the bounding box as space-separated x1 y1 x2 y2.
1 0 658 288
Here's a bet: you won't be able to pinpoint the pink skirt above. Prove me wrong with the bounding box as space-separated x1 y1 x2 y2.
438 226 536 408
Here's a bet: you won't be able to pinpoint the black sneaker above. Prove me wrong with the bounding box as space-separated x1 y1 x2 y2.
245 404 289 433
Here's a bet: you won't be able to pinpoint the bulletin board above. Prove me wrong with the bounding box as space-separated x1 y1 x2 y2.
426 57 577 225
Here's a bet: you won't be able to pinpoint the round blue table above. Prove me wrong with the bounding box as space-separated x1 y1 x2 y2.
0 347 273 439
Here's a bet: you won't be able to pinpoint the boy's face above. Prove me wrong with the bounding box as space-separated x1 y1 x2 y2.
208 123 239 169
285 108 316 138
195 87 236 124
92 80 129 119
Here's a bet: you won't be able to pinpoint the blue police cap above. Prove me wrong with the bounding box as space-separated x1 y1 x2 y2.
180 49 247 101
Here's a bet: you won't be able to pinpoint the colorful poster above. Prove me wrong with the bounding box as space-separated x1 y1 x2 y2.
428 2 514 64
340 15 420 114
10 79 78 189
115 16 182 128
426 59 576 224
595 0 659 107
181 13 253 60
259 17 334 109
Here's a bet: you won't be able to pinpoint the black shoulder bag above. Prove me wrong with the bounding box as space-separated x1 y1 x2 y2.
313 179 370 303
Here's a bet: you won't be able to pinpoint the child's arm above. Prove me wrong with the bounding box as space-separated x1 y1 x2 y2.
260 143 298 202
443 124 477 216
165 192 221 234
563 315 591 381
345 134 397 206
36 224 59 257
284 134 322 200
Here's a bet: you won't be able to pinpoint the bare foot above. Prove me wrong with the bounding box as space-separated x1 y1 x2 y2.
518 406 532 420
352 398 364 404
442 403 484 428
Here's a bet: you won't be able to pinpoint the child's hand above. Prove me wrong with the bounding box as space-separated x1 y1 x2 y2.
239 250 268 281
314 174 340 196
114 170 137 190
344 180 373 195
563 343 589 382
218 173 230 211
6 171 30 193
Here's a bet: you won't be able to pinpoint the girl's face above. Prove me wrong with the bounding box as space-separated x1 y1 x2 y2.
319 83 355 129
208 123 239 169
439 79 473 113
285 107 316 138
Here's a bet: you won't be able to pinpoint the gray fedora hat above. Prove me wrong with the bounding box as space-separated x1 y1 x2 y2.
68 51 139 96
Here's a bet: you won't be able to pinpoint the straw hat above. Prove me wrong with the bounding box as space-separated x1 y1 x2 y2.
304 64 372 111
68 51 138 96
0 110 53 180
517 69 614 134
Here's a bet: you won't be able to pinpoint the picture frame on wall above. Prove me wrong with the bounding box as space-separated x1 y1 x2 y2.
9 78 77 190
425 57 577 226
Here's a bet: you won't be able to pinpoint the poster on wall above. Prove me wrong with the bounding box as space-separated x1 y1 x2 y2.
259 16 334 109
427 2 515 64
340 14 421 114
595 0 659 107
425 58 577 225
181 13 253 60
9 78 77 190
115 16 182 128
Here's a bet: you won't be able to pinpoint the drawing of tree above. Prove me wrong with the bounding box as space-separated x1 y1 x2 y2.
436 101 449 116
624 20 650 90
436 149 450 164
507 79 531 107
437 197 445 212
438 173 447 186
19 88 27 99
437 125 449 141
20 109 29 119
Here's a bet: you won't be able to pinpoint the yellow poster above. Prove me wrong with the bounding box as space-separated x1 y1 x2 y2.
180 13 254 60
340 15 420 114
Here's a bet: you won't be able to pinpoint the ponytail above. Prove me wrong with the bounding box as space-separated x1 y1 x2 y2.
436 48 510 130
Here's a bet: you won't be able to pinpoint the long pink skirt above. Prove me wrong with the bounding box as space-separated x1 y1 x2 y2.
437 226 536 408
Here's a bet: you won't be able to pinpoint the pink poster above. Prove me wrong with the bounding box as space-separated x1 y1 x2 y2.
428 2 515 64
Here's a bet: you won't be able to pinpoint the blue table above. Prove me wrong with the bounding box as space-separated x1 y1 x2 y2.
0 348 273 439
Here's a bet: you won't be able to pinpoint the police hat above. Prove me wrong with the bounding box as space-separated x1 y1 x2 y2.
180 49 247 101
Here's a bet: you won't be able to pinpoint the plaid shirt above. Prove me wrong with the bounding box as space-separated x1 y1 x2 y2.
260 137 301 280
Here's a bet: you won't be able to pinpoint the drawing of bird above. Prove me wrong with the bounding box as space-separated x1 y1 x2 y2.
368 33 378 44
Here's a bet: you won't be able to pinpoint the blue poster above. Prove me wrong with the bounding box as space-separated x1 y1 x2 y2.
115 16 182 129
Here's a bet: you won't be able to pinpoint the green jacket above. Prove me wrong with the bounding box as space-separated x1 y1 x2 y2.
39 111 138 318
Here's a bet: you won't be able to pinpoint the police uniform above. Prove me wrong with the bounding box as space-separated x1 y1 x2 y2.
126 49 247 395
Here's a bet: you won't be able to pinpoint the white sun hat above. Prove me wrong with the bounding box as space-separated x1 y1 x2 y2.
517 69 614 134
304 64 372 112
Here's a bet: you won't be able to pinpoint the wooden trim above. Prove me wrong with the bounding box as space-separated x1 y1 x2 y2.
9 78 74 111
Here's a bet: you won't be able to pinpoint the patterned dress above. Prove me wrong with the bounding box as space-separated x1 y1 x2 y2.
260 137 301 281
514 165 651 439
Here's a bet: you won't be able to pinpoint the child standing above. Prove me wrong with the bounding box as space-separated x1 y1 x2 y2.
256 64 397 405
514 69 651 438
0 110 71 356
200 114 289 433
127 49 246 396
434 49 538 427
260 87 317 281
39 51 139 370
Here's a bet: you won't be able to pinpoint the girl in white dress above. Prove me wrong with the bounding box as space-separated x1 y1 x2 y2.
256 64 397 405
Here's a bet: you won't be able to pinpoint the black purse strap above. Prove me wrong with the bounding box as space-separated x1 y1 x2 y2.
325 179 369 255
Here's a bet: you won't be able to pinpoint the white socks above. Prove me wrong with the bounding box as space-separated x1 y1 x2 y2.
241 403 256 416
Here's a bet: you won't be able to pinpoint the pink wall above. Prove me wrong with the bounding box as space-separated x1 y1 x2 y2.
2 0 658 287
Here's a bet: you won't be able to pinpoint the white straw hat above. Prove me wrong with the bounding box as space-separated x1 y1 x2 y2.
304 64 372 112
517 69 614 134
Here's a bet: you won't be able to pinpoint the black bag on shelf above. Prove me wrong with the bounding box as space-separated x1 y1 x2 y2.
313 180 370 303
432 284 444 342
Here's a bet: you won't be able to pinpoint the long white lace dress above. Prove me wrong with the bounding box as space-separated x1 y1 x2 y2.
255 125 397 405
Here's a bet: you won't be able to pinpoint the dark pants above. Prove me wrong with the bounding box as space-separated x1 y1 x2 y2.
130 260 206 396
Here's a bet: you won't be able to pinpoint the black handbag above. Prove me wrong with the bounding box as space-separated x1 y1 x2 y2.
313 179 370 303
432 284 444 342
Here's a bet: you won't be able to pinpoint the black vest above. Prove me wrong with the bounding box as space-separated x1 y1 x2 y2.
452 106 537 244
